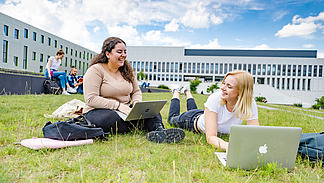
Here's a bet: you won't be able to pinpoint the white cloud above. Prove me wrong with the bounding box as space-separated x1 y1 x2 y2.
275 12 324 38
254 44 270 49
164 19 179 32
303 44 315 49
317 52 324 58
93 26 100 33
181 2 210 29
189 38 221 49
107 25 142 46
210 14 223 25
142 30 188 46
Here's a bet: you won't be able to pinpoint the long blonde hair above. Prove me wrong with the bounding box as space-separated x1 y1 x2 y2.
220 70 254 120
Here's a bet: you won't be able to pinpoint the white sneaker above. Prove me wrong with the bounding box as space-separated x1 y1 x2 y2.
180 85 190 94
67 87 77 94
168 84 182 93
62 91 71 95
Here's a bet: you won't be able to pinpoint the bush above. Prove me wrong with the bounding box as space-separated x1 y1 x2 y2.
313 96 324 110
255 96 267 102
206 83 219 93
190 78 202 92
157 84 169 89
294 103 303 108
312 104 321 110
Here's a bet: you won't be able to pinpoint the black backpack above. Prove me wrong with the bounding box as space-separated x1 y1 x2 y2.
44 78 62 95
43 115 109 141
298 132 324 164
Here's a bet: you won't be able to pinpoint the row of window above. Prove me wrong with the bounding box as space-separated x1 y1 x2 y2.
2 40 89 74
3 25 93 60
130 61 323 78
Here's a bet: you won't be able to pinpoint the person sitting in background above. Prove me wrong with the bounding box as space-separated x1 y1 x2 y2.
45 49 76 95
168 70 259 151
67 66 83 94
141 79 150 88
82 37 185 143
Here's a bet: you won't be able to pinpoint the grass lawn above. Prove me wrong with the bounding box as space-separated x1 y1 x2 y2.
0 93 323 182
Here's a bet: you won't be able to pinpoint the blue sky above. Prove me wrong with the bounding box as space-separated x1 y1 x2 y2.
1 0 323 57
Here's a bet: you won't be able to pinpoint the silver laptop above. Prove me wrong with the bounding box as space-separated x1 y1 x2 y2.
116 100 167 121
215 125 302 170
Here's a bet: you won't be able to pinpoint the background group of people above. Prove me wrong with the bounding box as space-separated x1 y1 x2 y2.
45 50 83 95
47 37 259 149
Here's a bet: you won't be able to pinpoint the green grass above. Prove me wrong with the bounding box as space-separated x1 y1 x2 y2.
0 93 323 182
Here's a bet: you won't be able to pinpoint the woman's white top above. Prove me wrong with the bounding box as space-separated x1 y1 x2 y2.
197 91 258 134
49 56 61 70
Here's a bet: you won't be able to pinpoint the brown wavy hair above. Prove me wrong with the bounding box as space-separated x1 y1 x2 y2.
90 37 134 83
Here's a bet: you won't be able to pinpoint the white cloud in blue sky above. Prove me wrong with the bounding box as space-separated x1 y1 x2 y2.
0 0 323 57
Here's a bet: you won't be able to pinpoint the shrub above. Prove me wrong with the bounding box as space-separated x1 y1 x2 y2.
313 96 324 110
157 84 169 89
311 104 321 110
190 78 202 92
206 83 219 93
294 103 303 108
255 96 267 102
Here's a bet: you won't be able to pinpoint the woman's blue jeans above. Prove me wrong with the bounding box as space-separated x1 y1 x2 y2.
45 69 68 89
168 98 204 132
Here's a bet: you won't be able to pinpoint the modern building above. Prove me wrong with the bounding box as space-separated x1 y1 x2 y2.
127 46 324 106
1 12 323 106
0 12 96 76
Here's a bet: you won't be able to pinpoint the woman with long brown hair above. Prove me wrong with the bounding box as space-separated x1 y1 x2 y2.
83 37 185 143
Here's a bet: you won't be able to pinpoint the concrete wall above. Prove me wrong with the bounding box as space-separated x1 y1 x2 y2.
0 72 46 95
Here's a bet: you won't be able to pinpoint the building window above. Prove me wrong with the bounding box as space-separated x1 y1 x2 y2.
215 63 218 74
277 78 280 89
267 64 271 75
75 60 77 68
32 51 36 61
79 61 81 70
319 65 323 77
313 65 317 77
14 29 19 39
297 65 301 76
234 63 237 70
277 64 281 76
202 63 205 73
60 45 63 49
282 78 285 90
3 40 8 63
175 62 179 73
303 65 307 76
70 58 73 67
193 63 196 73
87 52 89 60
40 53 44 62
4 25 9 36
272 78 275 87
66 47 68 54
272 65 276 75
282 65 286 76
23 46 28 69
48 37 51 46
292 78 295 90
149 62 153 72
41 35 44 43
54 40 57 48
308 65 312 77
238 64 242 70
253 64 256 75
33 32 36 41
262 64 266 75
257 64 261 75
302 79 306 91
297 79 301 90
65 57 68 67
75 50 78 57
79 52 81 58
188 63 191 73
24 28 28 38
13 56 18 66
197 63 200 73
287 78 290 90
184 63 187 73
287 65 291 76
307 79 311 90
40 66 44 73
141 61 144 71
292 65 296 76
145 62 148 72
166 62 169 72
71 49 73 56
206 63 209 73
219 63 223 74
210 63 213 74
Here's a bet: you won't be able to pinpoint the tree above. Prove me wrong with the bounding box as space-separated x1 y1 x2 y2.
136 70 146 81
312 96 324 109
206 83 219 93
189 78 202 92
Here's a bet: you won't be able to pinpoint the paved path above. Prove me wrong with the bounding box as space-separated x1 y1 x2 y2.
257 105 324 120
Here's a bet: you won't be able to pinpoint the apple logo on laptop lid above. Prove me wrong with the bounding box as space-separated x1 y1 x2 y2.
259 144 268 154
